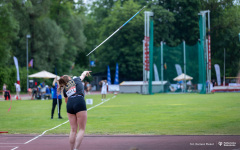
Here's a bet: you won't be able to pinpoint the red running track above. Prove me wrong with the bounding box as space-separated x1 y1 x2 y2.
0 134 240 150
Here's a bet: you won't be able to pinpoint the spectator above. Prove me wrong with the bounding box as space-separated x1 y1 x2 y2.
28 88 32 96
44 85 51 99
87 82 91 94
99 80 108 101
14 83 21 100
2 83 6 98
31 87 37 100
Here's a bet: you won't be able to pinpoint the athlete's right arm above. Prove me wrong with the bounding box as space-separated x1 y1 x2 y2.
80 71 92 81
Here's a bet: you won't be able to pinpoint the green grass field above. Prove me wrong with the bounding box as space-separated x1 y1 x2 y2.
0 93 239 135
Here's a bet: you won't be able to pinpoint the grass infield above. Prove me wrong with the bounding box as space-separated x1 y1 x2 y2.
0 93 239 135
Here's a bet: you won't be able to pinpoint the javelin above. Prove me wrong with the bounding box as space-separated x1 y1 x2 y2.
86 6 146 56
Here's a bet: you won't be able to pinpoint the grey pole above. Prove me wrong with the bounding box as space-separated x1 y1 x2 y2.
207 10 211 92
224 48 226 86
183 40 186 92
26 34 31 91
161 41 163 92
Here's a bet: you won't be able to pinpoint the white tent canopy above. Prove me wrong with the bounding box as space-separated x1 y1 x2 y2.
28 70 59 79
173 73 193 81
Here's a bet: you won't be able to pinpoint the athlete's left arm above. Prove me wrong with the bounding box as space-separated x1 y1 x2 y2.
80 71 92 81
65 97 68 103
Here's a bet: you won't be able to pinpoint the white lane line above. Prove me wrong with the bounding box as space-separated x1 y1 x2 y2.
11 146 19 150
0 146 19 150
0 143 23 144
24 120 69 144
24 95 115 144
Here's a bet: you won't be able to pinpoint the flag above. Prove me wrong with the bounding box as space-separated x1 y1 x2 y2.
214 64 221 86
153 64 159 81
107 65 111 85
71 62 75 70
164 62 167 70
28 59 33 68
13 56 20 85
175 64 182 75
90 61 95 67
114 63 119 84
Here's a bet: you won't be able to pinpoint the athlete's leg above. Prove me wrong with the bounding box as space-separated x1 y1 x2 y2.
68 113 78 150
58 99 62 118
74 111 87 150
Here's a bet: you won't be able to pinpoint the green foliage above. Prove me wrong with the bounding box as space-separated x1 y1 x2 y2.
0 66 27 92
50 0 86 74
33 17 66 71
151 4 176 46
202 1 240 78
0 0 239 83
0 2 19 65
93 0 144 80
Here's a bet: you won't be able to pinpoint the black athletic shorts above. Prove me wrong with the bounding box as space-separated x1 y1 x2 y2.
67 95 87 114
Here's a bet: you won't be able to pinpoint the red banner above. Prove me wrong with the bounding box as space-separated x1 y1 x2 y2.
144 36 150 71
208 35 211 70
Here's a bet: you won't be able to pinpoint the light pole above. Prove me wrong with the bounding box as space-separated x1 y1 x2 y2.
26 34 31 91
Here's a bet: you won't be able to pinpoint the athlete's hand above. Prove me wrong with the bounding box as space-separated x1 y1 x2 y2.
80 71 92 81
84 71 92 77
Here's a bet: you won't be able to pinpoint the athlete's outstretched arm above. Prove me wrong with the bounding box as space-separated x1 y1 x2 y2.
80 71 92 81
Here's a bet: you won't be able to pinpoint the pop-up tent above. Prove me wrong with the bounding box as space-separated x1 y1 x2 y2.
28 70 59 79
173 73 193 81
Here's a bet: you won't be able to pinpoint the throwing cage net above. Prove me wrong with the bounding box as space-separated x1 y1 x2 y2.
150 41 205 93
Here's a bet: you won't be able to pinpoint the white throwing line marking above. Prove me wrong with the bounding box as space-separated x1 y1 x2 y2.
11 146 19 150
0 143 23 144
24 120 69 144
0 146 19 150
24 95 115 145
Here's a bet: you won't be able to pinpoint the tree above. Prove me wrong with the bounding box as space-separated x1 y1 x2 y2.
50 0 86 74
0 2 19 65
202 0 240 77
33 17 66 71
157 0 201 46
93 0 144 81
150 4 175 46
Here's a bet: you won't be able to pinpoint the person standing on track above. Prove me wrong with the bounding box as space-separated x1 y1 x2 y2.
14 83 21 100
51 76 62 119
58 71 91 150
99 80 108 101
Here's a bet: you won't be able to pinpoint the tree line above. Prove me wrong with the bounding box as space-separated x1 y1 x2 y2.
0 0 239 92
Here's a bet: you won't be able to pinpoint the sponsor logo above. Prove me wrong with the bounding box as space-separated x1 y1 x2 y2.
218 141 237 147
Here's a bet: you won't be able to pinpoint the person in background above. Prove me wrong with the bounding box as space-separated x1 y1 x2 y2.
31 87 37 100
99 80 108 101
14 83 21 100
212 79 216 87
237 71 240 84
40 82 46 100
28 88 32 96
86 82 91 94
84 81 88 94
37 85 42 99
51 76 62 119
44 85 51 100
2 83 6 98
